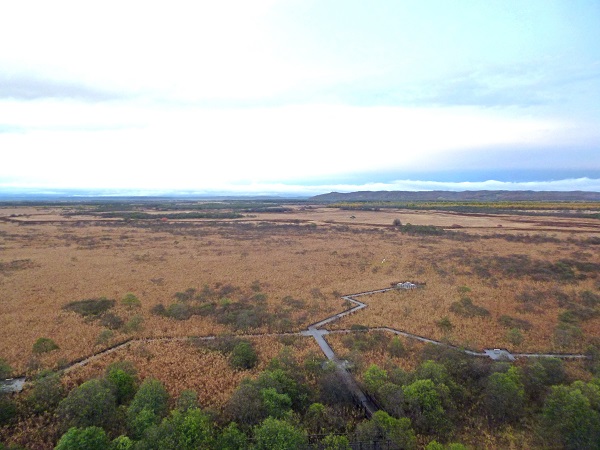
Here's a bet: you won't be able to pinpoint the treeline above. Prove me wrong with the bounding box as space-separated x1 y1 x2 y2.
3 337 600 449
334 201 600 218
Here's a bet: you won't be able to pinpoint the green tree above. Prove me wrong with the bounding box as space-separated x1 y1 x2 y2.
216 422 248 450
321 433 351 450
572 380 600 411
363 364 388 394
55 426 110 450
27 371 65 413
111 435 134 450
149 407 214 450
0 394 17 425
57 379 117 430
253 417 308 450
403 379 452 437
541 385 600 449
230 341 258 370
225 381 266 426
261 387 292 419
304 402 327 434
127 378 169 438
355 411 416 450
105 362 138 405
176 389 199 412
483 366 524 424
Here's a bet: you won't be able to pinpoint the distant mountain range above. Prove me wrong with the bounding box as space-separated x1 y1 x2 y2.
309 190 600 202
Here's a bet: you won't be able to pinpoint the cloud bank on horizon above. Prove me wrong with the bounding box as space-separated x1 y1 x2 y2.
1 0 599 194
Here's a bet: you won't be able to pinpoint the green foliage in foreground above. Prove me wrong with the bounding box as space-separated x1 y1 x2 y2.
55 426 110 450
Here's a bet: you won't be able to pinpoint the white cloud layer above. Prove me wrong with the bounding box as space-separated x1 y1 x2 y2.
0 1 598 193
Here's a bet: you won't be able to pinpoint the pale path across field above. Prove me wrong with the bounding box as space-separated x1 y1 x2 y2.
0 286 589 409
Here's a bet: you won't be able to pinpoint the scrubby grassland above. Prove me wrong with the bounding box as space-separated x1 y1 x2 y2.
1 200 599 449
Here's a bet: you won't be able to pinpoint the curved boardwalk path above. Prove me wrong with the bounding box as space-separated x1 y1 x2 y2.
0 286 588 413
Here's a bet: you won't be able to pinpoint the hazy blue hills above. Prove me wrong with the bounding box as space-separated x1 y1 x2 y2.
309 190 600 203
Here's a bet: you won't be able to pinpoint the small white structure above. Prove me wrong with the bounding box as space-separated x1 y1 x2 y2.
397 282 417 290
484 349 515 361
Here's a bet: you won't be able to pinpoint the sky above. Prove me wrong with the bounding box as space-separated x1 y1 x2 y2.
1 0 599 196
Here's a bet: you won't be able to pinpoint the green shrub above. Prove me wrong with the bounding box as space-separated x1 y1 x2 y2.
95 330 114 346
150 304 167 316
388 336 406 357
99 313 124 330
449 297 490 317
506 328 524 346
205 335 245 354
174 288 197 302
123 315 144 333
554 322 583 348
230 341 258 370
166 302 191 320
0 358 12 379
63 298 115 317
436 316 454 332
32 337 59 354
121 293 141 309
498 315 532 331
581 290 600 307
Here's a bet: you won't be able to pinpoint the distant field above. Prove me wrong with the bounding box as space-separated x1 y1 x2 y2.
1 202 599 373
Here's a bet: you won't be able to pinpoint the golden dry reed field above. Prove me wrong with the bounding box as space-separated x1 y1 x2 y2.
1 203 599 394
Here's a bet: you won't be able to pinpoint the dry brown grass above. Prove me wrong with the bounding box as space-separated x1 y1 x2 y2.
325 331 425 373
1 205 598 376
60 335 320 410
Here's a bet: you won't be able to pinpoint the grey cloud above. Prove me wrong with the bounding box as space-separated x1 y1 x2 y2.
0 73 126 101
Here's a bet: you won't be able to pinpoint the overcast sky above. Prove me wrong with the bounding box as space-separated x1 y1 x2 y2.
1 0 599 195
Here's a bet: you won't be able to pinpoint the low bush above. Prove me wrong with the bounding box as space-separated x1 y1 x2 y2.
121 293 141 309
63 298 115 317
229 341 258 370
174 288 197 302
506 328 524 346
436 316 454 332
581 290 600 307
166 302 191 321
99 313 124 330
123 315 144 333
95 330 114 346
449 297 490 318
498 315 532 331
32 337 59 354
0 358 11 379
150 304 167 316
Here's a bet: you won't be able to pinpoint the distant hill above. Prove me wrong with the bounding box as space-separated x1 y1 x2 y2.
310 190 600 203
